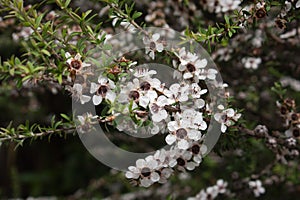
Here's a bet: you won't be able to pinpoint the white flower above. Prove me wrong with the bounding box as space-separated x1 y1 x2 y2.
143 33 164 59
166 117 202 150
149 95 168 122
249 180 265 197
189 142 207 164
174 149 198 171
197 68 218 80
65 52 91 72
216 179 228 194
214 105 241 133
190 83 207 99
220 0 241 12
73 83 91 104
242 57 262 70
12 27 34 41
286 137 296 146
125 156 160 187
175 47 208 80
90 75 116 105
77 113 98 133
206 186 219 199
164 83 189 103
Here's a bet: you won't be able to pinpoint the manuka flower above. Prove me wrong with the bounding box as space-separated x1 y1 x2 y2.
90 75 116 105
214 105 241 133
65 52 91 72
143 33 164 59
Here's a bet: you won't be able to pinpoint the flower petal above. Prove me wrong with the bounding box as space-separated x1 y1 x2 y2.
92 95 102 105
165 134 176 145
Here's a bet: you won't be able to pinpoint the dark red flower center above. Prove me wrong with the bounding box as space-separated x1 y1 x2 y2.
191 144 200 154
176 128 187 139
129 90 140 100
70 60 82 70
186 63 196 72
176 157 186 166
141 167 151 177
140 81 151 91
97 85 108 96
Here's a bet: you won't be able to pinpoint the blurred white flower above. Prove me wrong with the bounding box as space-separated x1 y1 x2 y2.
249 180 265 197
242 57 262 70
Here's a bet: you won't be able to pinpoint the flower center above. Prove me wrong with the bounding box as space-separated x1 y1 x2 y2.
149 41 156 50
129 90 140 100
141 167 151 177
291 113 298 121
176 157 186 166
186 63 196 72
151 103 160 113
293 129 300 137
97 85 108 96
140 81 151 91
176 128 187 139
191 144 200 154
221 114 228 121
70 60 82 70
280 106 288 115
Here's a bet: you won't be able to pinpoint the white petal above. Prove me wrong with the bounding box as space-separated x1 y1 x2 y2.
65 52 71 59
98 76 107 84
136 159 146 168
92 95 103 105
218 105 225 110
149 51 155 60
178 64 186 71
178 139 189 150
90 82 99 94
73 83 82 93
165 134 176 145
77 116 85 124
221 123 227 133
183 72 193 79
140 178 152 187
125 171 134 178
106 91 116 102
195 99 205 108
214 113 222 121
80 95 91 104
186 162 196 170
151 172 160 182
139 96 150 108
74 53 81 60
296 0 300 8
200 145 207 154
152 33 160 41
167 121 177 132
156 43 164 52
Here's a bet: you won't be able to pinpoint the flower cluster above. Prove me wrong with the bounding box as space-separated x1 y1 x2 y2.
188 179 228 200
67 32 240 187
276 98 300 139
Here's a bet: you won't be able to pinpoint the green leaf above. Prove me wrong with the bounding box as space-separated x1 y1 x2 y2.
60 114 70 121
35 13 44 28
41 49 51 57
132 11 142 19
